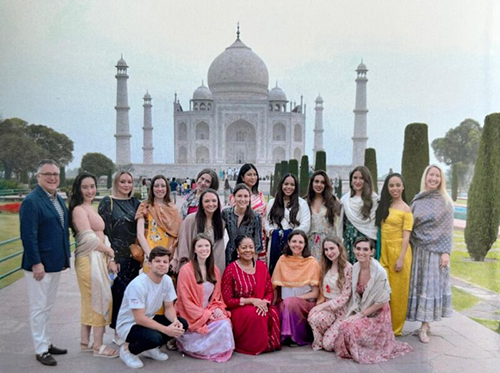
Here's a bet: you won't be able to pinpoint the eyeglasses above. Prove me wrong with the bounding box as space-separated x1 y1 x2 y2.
39 173 60 178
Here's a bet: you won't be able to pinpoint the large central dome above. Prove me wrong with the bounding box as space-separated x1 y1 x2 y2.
207 38 269 100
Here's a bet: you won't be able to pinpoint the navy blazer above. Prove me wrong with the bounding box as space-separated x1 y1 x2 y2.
20 185 71 272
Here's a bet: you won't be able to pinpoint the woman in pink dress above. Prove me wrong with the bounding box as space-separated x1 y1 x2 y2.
334 237 413 364
221 235 281 355
308 236 352 351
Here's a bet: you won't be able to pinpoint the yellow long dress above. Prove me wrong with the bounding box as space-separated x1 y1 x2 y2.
380 208 413 335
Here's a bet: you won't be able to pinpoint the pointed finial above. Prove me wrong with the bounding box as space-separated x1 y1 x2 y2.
202 79 204 86
276 81 278 88
237 22 240 40
121 53 123 59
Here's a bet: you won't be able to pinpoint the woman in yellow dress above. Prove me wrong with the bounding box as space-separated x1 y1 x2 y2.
375 173 413 336
136 174 182 273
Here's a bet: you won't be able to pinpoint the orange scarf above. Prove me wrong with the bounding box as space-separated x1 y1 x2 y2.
136 202 182 239
175 262 230 334
272 255 321 288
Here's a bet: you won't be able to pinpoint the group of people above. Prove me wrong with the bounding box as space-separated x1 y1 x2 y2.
20 159 454 368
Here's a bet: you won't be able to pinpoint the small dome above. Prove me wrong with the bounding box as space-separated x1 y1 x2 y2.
208 38 269 100
143 91 151 100
193 83 213 100
315 94 323 103
356 60 367 71
269 84 287 102
116 55 128 67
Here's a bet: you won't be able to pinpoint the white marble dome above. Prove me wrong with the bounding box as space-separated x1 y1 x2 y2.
269 84 287 101
116 56 128 67
207 38 269 100
193 83 213 100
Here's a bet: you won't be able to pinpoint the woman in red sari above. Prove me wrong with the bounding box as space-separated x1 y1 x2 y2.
221 235 281 355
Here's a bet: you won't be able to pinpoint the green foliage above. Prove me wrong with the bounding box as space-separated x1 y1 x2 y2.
0 179 21 190
289 159 299 178
59 166 66 186
364 148 378 193
299 155 309 196
335 178 343 198
315 151 326 171
281 160 289 175
272 163 281 196
451 163 458 201
81 153 115 178
401 123 429 202
107 169 113 189
465 113 500 261
0 118 74 180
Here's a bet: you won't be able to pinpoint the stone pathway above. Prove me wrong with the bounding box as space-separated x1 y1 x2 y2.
451 276 500 322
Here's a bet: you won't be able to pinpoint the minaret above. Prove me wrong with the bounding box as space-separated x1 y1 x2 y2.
313 94 324 163
352 60 368 166
114 55 131 165
142 91 153 164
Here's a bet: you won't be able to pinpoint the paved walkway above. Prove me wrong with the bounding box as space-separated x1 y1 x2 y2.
451 276 500 322
0 266 499 373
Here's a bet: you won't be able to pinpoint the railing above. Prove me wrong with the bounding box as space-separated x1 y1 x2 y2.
0 188 30 197
0 237 76 281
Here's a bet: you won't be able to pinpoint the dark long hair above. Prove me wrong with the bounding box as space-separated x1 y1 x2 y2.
232 183 254 226
196 189 223 241
68 172 98 236
147 175 171 205
196 168 219 191
230 234 256 263
269 173 300 229
283 230 311 257
375 173 408 227
349 166 375 220
320 236 348 291
236 163 260 194
190 234 217 284
306 170 341 225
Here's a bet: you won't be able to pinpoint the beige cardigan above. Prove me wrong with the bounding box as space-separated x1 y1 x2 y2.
345 258 391 317
173 213 226 274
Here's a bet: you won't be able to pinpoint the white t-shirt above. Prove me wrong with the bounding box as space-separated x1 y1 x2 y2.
116 273 177 340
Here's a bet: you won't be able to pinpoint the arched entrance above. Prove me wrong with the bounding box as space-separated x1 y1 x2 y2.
225 119 256 164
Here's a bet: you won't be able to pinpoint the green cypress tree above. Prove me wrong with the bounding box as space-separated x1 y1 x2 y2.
336 178 343 198
289 159 299 178
401 123 429 202
59 166 66 186
281 160 289 175
107 169 113 189
315 150 327 171
364 148 378 193
465 113 500 261
271 162 281 196
299 155 309 196
451 163 458 201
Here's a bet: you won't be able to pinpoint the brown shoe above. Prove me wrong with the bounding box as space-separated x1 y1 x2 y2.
36 352 57 366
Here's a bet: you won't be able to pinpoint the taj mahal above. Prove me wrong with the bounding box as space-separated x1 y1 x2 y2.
114 29 368 179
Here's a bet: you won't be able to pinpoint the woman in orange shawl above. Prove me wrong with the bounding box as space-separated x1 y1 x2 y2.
136 175 182 267
175 234 235 362
272 230 320 346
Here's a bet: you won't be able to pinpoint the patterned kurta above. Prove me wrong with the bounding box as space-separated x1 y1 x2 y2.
308 205 342 261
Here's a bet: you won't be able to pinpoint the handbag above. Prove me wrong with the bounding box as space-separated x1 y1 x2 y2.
110 197 145 264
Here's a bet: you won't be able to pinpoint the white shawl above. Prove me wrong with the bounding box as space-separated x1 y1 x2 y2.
345 258 391 317
340 192 378 239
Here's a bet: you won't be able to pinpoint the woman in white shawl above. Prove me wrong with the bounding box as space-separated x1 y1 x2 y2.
69 172 118 358
341 166 379 263
334 237 412 364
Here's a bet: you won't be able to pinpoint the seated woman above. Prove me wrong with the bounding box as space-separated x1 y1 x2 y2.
221 235 281 355
334 237 413 364
175 234 234 362
308 236 352 351
271 230 320 346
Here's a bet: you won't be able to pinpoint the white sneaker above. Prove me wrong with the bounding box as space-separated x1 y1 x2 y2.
142 347 169 361
120 345 144 369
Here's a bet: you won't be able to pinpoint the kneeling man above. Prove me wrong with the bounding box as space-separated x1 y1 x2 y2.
116 246 188 368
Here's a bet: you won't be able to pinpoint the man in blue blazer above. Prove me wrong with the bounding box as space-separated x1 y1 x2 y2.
20 159 71 366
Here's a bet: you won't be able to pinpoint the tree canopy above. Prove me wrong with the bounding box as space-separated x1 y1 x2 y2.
0 118 73 180
81 153 115 178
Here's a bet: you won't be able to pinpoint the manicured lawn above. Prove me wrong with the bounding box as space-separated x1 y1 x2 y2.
451 286 480 311
0 209 22 289
451 231 500 294
471 318 500 333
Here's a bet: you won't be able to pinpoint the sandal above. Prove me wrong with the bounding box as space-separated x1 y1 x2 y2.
112 337 125 346
93 345 119 358
418 329 430 344
166 339 178 351
80 342 93 352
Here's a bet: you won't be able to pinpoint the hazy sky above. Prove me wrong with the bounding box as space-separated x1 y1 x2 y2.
1 0 498 175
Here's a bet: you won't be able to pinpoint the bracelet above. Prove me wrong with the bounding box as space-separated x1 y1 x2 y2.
110 258 115 262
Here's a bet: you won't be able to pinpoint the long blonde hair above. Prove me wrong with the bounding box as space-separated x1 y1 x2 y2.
419 164 452 205
320 236 348 291
112 171 134 197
